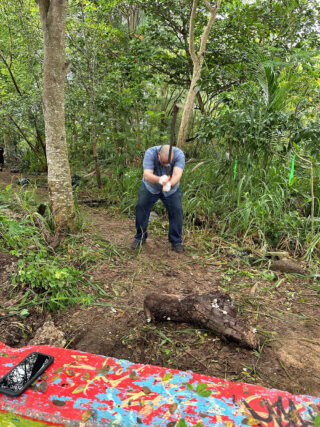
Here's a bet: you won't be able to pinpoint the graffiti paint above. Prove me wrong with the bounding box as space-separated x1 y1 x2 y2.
0 341 318 426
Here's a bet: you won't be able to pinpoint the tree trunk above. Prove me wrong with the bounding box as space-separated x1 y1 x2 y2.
37 0 75 232
177 66 201 149
144 292 258 349
177 0 221 149
3 130 17 167
91 124 102 188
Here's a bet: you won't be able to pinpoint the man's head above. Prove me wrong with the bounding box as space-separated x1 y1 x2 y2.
158 145 174 167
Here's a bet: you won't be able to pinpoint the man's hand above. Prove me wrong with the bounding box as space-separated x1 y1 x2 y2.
163 182 172 192
159 175 169 185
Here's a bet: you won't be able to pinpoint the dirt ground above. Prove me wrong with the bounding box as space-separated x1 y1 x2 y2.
0 169 320 399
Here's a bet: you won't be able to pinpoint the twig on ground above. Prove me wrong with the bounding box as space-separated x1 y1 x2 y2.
276 357 292 380
184 349 208 370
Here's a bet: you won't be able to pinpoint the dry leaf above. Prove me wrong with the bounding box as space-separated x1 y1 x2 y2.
169 403 178 414
66 369 76 377
96 364 110 375
50 374 60 383
129 371 138 380
38 381 48 393
52 399 66 407
242 417 260 425
288 409 299 423
250 283 260 296
142 386 151 395
72 355 88 361
82 410 93 422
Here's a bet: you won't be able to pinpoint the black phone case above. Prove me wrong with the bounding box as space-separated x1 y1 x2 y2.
0 352 54 397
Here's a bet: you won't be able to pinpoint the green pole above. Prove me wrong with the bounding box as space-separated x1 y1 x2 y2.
289 154 296 184
234 156 238 181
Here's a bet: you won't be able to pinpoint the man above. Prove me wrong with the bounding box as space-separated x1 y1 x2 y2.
131 144 185 253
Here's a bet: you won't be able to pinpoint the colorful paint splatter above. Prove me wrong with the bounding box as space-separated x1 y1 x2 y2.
0 341 318 426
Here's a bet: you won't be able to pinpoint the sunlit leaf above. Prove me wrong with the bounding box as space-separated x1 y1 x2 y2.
162 373 172 382
72 384 87 394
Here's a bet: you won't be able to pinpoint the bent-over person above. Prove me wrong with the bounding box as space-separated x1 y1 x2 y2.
131 144 185 253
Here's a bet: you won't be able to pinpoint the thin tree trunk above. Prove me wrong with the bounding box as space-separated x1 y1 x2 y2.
79 0 102 189
0 49 47 167
91 124 102 188
310 161 314 237
177 68 202 148
37 0 75 232
177 0 221 149
7 114 47 170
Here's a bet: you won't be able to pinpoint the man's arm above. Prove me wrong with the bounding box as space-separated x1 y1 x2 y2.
144 169 169 185
170 167 183 187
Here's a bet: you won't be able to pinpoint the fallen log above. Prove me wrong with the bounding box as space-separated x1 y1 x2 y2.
269 259 306 275
144 292 258 349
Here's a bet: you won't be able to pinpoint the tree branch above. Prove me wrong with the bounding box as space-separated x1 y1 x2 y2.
189 0 198 63
0 49 22 96
199 0 221 56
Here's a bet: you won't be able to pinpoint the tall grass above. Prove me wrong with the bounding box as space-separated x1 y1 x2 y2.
180 155 318 256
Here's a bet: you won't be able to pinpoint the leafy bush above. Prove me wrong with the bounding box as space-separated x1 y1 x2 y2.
0 208 91 311
13 252 84 310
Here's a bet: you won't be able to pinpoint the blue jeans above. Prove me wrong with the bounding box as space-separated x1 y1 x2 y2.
134 182 183 245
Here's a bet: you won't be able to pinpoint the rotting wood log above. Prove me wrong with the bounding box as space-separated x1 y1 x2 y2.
144 291 258 349
269 259 305 275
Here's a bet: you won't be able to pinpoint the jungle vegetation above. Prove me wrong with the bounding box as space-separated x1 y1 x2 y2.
0 0 320 258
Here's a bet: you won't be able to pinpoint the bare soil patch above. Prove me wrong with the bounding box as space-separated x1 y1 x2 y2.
0 168 320 398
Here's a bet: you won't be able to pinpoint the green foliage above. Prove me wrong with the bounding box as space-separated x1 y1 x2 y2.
1 0 320 260
0 208 93 311
195 382 212 398
13 253 83 310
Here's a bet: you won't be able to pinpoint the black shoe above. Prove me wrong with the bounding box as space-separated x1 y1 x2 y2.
131 239 144 250
172 243 184 253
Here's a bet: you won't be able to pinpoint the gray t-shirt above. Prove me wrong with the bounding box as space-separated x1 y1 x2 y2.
142 145 185 197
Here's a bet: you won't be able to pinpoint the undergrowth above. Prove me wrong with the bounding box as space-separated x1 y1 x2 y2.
0 185 123 314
